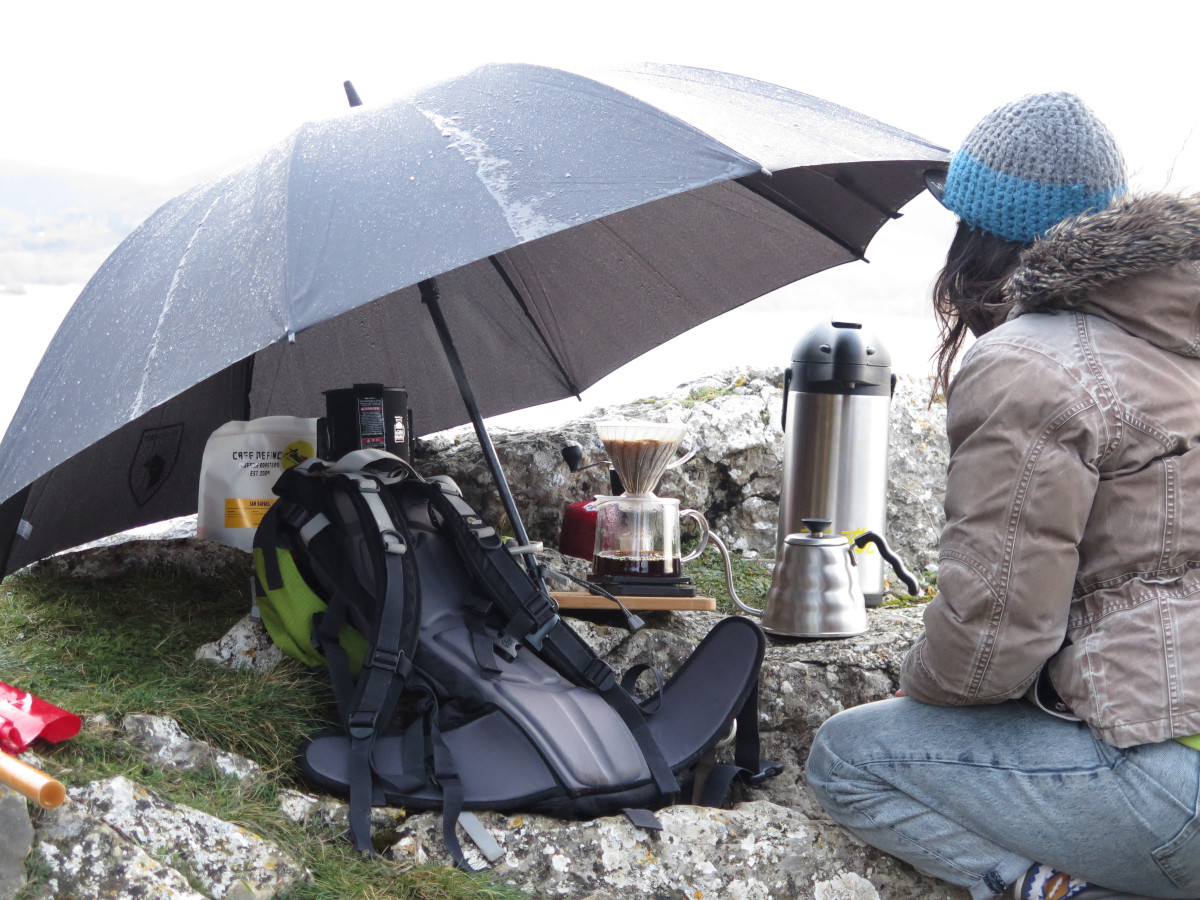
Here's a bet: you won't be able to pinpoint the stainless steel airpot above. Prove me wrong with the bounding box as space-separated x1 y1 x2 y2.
733 518 919 638
777 320 894 606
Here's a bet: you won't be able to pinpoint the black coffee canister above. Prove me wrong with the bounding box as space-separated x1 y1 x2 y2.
318 384 411 461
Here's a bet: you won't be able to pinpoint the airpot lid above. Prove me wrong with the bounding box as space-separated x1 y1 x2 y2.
789 320 892 394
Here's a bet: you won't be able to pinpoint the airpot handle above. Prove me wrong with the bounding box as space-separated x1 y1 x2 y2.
853 531 920 596
781 367 793 431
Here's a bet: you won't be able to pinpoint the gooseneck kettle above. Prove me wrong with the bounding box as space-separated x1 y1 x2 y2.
733 518 919 638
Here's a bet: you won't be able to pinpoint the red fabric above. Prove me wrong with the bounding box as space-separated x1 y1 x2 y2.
0 681 80 753
0 720 24 754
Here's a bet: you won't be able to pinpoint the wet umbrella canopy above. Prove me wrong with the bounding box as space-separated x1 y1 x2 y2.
0 62 947 575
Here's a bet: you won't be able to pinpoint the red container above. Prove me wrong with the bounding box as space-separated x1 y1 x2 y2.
559 499 600 560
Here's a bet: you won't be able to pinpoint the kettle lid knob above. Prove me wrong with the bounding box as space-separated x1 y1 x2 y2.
801 518 833 535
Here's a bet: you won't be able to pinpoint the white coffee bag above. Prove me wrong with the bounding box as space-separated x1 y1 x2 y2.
197 417 318 551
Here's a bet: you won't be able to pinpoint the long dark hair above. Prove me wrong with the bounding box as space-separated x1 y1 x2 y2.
931 222 1026 398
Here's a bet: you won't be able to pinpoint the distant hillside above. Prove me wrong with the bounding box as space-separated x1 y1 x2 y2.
0 162 180 288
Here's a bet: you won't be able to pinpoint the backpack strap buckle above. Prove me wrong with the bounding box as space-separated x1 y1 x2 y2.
278 500 313 530
379 529 407 555
501 589 559 650
525 611 560 651
365 646 412 677
493 634 520 661
582 657 616 693
347 710 377 740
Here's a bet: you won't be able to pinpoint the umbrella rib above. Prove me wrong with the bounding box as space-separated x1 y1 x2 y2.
832 172 903 220
736 173 865 260
130 196 222 419
488 255 582 397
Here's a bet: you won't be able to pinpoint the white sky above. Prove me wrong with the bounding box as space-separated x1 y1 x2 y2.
5 1 1200 191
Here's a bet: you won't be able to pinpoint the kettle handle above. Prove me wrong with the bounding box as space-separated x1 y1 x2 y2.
853 532 920 596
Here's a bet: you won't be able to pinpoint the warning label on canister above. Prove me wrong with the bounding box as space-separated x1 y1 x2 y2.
358 397 386 449
225 498 277 529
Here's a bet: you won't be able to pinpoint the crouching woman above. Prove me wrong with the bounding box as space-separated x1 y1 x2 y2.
807 93 1200 900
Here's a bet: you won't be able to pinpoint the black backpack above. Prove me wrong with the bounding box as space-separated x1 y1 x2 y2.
253 449 778 866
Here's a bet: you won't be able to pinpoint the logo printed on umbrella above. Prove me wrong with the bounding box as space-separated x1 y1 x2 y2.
128 423 184 507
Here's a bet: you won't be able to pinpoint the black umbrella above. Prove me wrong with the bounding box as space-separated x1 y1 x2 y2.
0 62 947 575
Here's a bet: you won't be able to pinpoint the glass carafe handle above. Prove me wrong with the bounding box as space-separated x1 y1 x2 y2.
680 508 710 562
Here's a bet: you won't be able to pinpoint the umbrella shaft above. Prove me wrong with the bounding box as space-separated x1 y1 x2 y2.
419 279 534 556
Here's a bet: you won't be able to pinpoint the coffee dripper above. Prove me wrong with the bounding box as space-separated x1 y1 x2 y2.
589 421 707 596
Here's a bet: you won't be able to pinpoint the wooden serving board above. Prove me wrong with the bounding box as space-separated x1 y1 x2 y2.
549 592 716 611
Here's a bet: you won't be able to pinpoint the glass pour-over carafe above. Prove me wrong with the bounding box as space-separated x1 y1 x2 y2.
590 421 707 596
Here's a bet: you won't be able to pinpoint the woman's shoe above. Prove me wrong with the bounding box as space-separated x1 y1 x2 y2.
1009 863 1160 899
1011 864 1093 899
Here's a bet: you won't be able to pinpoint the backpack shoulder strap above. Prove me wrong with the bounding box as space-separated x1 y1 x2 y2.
272 457 422 853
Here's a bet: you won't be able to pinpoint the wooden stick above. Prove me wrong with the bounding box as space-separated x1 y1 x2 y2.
548 591 717 611
0 749 66 809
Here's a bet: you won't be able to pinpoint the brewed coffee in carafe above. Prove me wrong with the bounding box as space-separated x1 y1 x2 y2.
590 421 700 595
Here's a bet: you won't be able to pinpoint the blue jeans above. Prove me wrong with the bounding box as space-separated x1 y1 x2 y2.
806 698 1200 899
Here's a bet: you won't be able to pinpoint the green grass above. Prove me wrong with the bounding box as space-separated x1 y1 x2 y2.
680 376 747 408
1 552 528 900
880 569 938 608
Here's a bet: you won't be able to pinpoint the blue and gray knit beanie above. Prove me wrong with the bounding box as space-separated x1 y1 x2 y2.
937 92 1127 244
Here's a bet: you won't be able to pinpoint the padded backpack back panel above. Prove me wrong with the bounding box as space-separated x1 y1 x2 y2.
405 496 652 793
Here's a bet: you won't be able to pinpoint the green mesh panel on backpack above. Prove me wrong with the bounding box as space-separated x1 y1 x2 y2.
253 547 368 673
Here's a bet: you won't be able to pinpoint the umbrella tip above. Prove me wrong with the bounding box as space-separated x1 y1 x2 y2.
344 81 363 108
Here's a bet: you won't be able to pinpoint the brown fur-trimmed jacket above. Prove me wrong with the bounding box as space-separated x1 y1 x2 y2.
899 192 1200 747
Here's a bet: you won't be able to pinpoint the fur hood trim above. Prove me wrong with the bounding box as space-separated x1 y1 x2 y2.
1004 192 1200 311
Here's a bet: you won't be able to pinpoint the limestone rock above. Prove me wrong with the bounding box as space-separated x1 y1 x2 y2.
564 615 633 659
195 614 284 673
83 712 117 738
739 607 924 811
539 545 593 589
123 714 262 781
603 619 705 679
0 785 32 900
412 369 789 557
276 790 405 847
47 776 309 898
38 534 239 580
278 789 322 825
884 376 948 576
392 801 968 900
36 804 209 900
